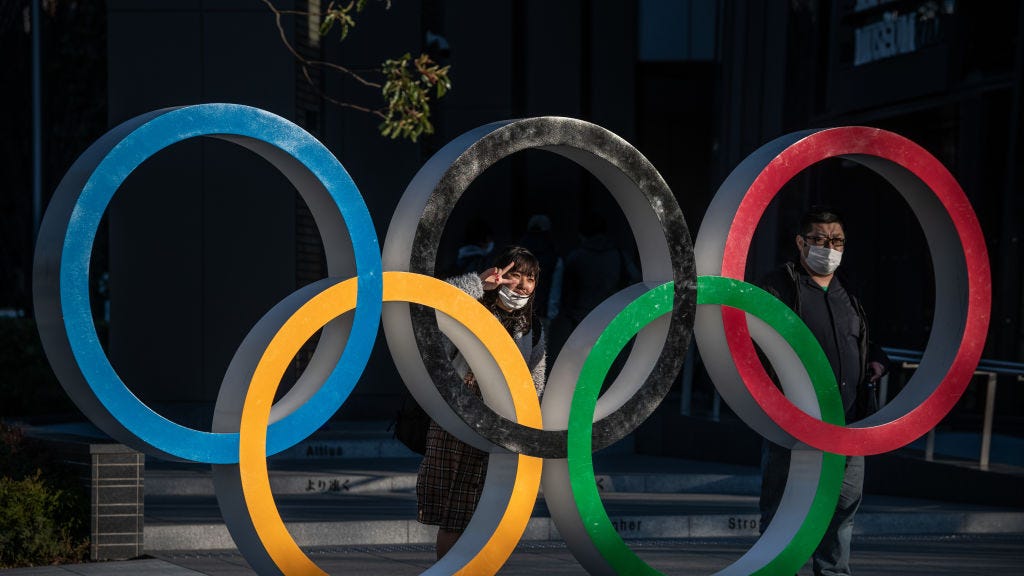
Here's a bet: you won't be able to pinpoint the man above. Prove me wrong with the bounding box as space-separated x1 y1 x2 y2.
549 212 639 360
517 214 564 327
453 217 495 276
758 207 889 576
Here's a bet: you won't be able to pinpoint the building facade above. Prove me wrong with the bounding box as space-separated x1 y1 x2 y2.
5 0 1019 428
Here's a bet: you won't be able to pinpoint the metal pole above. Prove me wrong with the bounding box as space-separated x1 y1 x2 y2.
32 0 42 244
980 372 997 471
925 428 935 462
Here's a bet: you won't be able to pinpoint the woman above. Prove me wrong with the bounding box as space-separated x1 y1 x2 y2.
415 245 547 559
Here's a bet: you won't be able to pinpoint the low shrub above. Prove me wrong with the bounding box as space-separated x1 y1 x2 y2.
0 472 89 567
0 423 88 568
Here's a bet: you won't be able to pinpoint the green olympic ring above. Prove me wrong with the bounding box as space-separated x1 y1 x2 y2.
560 276 845 575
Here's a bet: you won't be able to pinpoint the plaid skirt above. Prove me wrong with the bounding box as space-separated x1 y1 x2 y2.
416 419 488 532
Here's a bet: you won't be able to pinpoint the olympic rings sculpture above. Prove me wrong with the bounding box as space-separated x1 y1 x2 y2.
34 104 989 576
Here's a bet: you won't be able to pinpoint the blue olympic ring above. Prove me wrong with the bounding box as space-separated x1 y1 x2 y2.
34 104 383 463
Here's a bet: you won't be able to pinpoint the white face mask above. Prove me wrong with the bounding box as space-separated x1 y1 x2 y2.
805 245 843 276
498 285 531 310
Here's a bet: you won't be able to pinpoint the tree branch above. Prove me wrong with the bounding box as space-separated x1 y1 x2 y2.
261 0 381 90
300 65 386 118
260 0 451 142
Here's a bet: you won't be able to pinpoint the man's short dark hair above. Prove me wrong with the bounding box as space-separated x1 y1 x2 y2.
799 206 844 235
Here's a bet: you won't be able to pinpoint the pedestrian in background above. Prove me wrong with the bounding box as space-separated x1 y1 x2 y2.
453 217 494 275
548 211 638 360
517 213 563 329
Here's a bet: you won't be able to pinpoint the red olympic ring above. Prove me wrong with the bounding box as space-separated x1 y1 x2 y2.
720 126 990 455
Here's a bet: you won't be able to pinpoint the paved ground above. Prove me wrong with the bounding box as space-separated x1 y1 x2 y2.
9 421 1022 574
139 453 1024 550
4 535 1023 575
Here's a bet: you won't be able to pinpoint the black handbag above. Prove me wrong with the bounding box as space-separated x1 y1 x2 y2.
857 380 881 419
393 392 431 455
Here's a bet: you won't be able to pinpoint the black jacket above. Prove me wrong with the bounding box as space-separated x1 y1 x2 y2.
759 262 889 420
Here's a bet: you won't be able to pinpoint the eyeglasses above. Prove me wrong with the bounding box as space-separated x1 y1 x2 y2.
802 235 846 249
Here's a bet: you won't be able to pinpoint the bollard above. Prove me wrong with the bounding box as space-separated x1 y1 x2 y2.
87 443 144 560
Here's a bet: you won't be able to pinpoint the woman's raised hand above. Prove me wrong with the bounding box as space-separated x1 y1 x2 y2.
479 262 515 291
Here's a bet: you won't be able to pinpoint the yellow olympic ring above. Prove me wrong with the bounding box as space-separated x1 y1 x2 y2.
237 271 543 575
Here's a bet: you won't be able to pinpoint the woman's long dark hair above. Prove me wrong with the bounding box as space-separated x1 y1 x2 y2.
479 245 540 337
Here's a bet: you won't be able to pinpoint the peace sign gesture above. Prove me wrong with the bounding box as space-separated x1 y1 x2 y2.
479 262 516 291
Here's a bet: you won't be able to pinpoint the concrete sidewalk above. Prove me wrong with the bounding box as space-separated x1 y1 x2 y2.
9 420 1024 574
5 535 1023 575
140 446 1024 550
